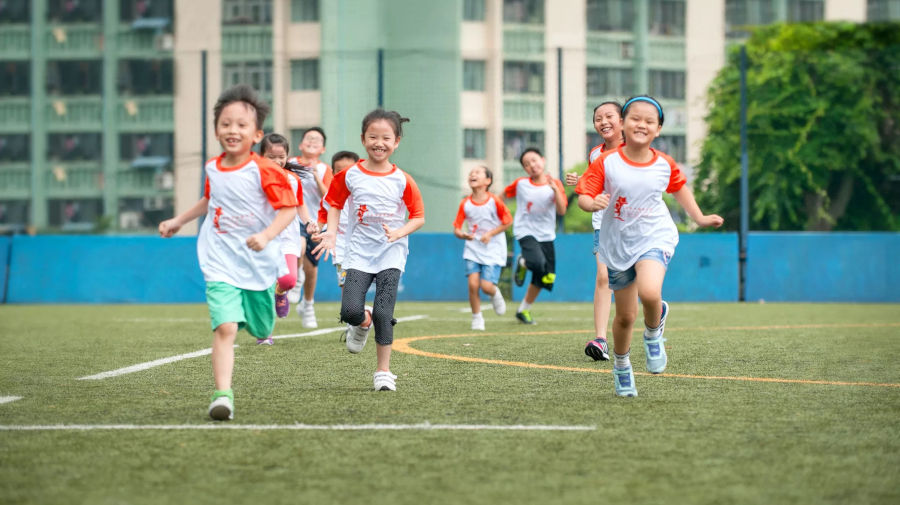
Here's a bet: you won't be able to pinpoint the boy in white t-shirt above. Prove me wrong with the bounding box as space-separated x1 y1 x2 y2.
576 95 723 398
159 84 298 420
504 148 568 325
453 165 513 330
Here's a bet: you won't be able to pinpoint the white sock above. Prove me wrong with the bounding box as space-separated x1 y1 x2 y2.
472 312 483 319
614 351 631 370
518 301 532 313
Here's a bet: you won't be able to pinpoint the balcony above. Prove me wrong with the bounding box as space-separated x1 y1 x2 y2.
503 94 544 129
586 32 634 65
44 161 103 198
116 24 174 58
0 162 31 198
0 98 32 133
117 96 174 132
117 160 174 198
648 36 685 69
503 24 544 61
45 96 102 132
221 26 273 61
0 25 30 59
45 24 103 59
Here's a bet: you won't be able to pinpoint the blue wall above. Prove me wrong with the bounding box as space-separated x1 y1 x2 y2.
3 232 897 303
1 235 10 303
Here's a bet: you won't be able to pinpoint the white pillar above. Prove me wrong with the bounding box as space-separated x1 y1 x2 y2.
685 0 725 176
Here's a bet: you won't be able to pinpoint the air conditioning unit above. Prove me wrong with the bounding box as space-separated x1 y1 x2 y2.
154 33 174 51
620 41 634 59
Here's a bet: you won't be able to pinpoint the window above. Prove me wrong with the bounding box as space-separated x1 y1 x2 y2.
867 0 900 20
118 196 174 231
48 198 103 228
787 0 823 21
120 133 173 160
222 0 271 25
120 0 173 22
118 59 173 95
291 0 319 22
463 60 486 91
503 61 543 94
652 135 685 163
46 60 102 95
503 130 544 161
503 0 544 24
649 70 685 99
587 0 633 31
649 0 685 35
0 1 30 23
0 201 29 227
290 59 319 90
463 129 487 159
223 61 273 94
725 0 775 38
0 61 29 96
48 0 102 22
586 67 633 97
0 134 30 161
48 133 102 161
463 0 486 21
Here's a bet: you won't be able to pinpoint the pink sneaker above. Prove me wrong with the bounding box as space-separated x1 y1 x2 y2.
256 336 274 345
275 291 289 318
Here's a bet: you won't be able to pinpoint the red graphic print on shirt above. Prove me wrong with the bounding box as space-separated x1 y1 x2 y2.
213 207 226 233
356 204 369 225
526 201 533 213
614 196 628 221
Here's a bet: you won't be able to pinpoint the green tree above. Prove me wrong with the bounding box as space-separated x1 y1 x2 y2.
696 22 900 231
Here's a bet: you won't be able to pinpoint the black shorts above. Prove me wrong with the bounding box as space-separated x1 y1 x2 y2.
299 224 320 267
518 236 556 291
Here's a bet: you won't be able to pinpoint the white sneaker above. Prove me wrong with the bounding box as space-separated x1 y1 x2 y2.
471 314 485 331
299 299 318 328
491 291 506 315
373 370 397 391
345 306 372 353
208 395 233 421
286 285 301 304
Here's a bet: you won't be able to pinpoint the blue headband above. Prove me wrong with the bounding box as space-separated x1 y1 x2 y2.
622 97 664 122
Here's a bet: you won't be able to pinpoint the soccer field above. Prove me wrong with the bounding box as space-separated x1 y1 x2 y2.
1 302 898 505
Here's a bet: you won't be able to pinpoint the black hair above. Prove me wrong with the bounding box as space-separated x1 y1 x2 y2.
361 109 410 137
259 133 290 156
622 95 665 126
593 101 623 117
213 84 270 130
478 165 493 189
302 126 326 146
519 147 543 167
331 150 360 167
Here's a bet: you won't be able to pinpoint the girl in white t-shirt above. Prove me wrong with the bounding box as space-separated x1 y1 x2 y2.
312 109 425 392
576 95 723 398
453 165 513 330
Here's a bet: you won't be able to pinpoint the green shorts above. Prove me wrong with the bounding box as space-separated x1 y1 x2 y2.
205 281 276 339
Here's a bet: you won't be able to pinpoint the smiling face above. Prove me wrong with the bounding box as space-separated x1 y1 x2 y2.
520 151 545 180
593 103 623 146
262 143 288 168
622 101 662 148
215 102 264 164
299 130 326 159
361 119 400 164
467 166 491 191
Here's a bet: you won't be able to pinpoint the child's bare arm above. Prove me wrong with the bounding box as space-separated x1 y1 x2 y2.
480 221 512 244
159 198 209 237
673 185 724 228
454 227 474 240
311 206 341 260
384 217 425 243
246 206 297 251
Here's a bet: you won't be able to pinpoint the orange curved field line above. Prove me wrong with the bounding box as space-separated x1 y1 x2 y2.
392 327 900 389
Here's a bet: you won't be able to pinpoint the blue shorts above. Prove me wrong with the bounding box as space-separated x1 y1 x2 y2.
592 229 601 255
607 249 671 291
465 260 501 285
299 225 319 267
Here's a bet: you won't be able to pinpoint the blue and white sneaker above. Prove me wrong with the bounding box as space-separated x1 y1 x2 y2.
643 301 669 374
613 366 638 397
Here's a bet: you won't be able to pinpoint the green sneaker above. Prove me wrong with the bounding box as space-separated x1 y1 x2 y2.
208 389 234 421
516 309 535 325
513 255 527 287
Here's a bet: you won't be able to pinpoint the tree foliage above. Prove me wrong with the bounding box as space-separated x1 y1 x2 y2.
696 22 900 231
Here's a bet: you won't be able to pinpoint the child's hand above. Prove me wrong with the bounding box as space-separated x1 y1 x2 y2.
383 224 404 243
158 218 180 238
697 214 725 228
311 231 335 260
564 172 580 186
593 193 610 211
305 221 319 235
246 233 270 251
479 234 492 244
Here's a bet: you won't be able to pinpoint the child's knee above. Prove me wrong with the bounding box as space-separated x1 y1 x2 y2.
277 274 297 292
614 311 637 327
340 306 366 326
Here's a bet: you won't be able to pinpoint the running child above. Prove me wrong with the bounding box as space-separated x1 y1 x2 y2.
286 127 332 328
575 95 724 397
504 147 568 325
158 84 298 419
565 101 623 361
312 109 425 392
257 133 316 342
316 150 360 289
453 165 512 330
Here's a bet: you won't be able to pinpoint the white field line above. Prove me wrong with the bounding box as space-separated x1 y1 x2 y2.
0 422 594 432
0 396 23 405
76 315 428 380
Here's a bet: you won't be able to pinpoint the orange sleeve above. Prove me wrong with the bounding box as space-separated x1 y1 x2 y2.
203 176 210 199
402 172 425 219
321 164 334 190
575 157 606 197
452 199 467 229
662 153 687 193
288 172 304 206
317 198 329 224
324 169 351 209
504 179 518 198
493 194 513 225
259 160 298 209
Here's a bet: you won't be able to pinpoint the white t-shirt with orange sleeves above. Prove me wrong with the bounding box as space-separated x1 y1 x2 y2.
198 152 299 290
288 157 332 222
503 177 567 242
317 196 351 264
278 170 305 258
588 144 607 231
575 146 687 272
452 193 513 267
324 161 425 274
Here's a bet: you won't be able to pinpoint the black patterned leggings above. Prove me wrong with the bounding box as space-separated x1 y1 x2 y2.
340 268 401 345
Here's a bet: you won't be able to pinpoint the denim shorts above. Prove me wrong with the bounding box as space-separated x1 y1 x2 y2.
607 249 671 291
592 229 601 255
465 260 501 285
